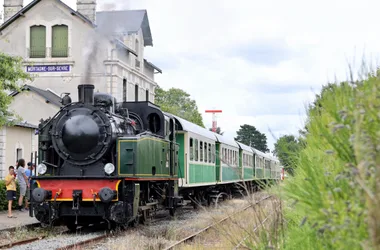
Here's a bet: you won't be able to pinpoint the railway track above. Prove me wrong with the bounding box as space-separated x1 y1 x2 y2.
232 209 273 249
0 194 263 249
0 236 46 249
0 223 41 249
0 227 66 249
57 205 198 250
0 222 109 250
0 204 195 250
0 222 41 234
163 195 273 250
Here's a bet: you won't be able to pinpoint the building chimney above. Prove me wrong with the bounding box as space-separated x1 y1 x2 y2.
3 0 23 22
77 0 96 23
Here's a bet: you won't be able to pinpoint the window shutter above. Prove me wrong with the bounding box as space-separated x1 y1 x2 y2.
52 25 68 57
30 26 46 58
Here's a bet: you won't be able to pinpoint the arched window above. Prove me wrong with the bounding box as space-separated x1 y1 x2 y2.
30 25 46 58
135 85 139 101
123 79 127 102
52 24 68 57
16 148 22 161
135 39 139 55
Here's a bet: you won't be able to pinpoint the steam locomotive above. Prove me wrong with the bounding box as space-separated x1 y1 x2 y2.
30 84 282 231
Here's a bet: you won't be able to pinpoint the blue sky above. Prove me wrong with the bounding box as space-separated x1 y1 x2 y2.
1 0 379 152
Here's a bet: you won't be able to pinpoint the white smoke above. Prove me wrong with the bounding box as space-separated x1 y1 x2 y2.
98 0 130 11
81 0 133 86
82 34 99 85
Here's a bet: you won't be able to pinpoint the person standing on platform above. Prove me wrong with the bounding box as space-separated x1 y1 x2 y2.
25 163 33 210
5 166 17 218
16 159 29 212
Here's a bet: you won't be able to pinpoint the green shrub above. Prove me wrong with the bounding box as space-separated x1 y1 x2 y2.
0 180 21 211
262 68 380 249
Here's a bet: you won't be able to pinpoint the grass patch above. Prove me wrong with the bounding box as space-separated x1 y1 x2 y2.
253 66 380 249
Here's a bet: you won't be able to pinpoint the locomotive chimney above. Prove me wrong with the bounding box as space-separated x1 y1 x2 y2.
78 84 95 105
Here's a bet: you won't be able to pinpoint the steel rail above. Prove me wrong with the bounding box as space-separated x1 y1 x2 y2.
56 234 109 250
232 203 282 249
0 222 41 234
164 195 272 250
56 206 195 250
0 236 46 249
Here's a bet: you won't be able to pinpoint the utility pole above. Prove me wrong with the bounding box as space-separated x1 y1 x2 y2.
205 109 222 132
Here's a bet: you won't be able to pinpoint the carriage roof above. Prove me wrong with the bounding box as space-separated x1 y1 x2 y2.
235 141 254 153
166 113 217 141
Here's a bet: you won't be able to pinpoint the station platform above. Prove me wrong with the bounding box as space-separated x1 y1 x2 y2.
0 210 39 231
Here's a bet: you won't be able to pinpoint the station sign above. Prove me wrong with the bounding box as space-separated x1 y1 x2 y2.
26 65 71 72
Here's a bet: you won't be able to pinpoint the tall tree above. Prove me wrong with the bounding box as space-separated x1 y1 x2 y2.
273 134 303 175
0 52 32 127
235 124 269 152
209 127 224 135
154 86 205 127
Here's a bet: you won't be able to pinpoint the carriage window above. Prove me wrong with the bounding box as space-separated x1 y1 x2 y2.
223 148 226 163
227 150 229 165
195 139 198 161
204 143 207 162
200 141 203 161
190 138 194 161
211 145 215 163
208 143 211 163
228 149 232 165
232 151 235 166
229 150 231 164
222 148 224 163
222 148 225 163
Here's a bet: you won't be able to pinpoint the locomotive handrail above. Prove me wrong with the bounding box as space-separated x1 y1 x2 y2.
41 161 59 168
37 102 77 131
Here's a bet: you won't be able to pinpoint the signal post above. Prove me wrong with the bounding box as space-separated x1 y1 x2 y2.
205 109 222 132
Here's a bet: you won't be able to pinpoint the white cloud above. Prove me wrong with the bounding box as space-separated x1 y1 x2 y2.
2 0 380 151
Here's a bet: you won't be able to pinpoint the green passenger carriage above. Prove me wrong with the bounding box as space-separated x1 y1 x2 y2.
168 113 283 204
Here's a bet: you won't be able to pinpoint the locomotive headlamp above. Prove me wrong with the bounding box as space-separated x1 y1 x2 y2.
104 163 115 175
37 163 47 175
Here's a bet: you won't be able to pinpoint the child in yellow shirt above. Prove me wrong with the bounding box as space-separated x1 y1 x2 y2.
5 166 17 218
